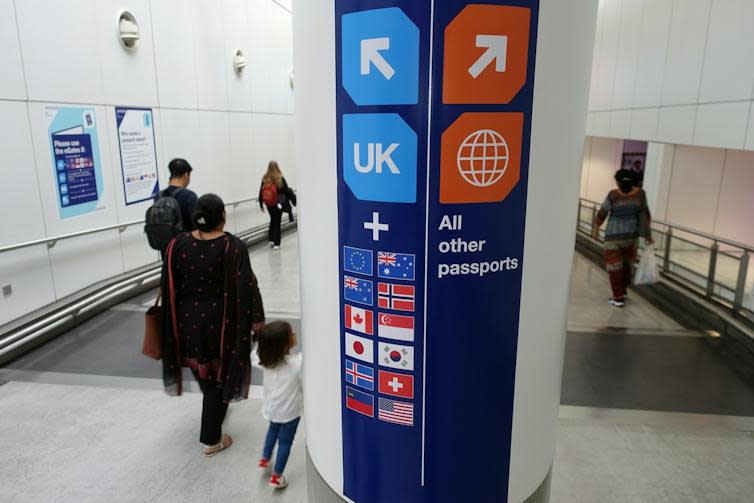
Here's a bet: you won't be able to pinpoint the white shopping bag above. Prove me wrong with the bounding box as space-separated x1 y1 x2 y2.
634 246 660 285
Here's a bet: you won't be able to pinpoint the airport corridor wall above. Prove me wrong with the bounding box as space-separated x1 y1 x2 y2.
0 0 295 326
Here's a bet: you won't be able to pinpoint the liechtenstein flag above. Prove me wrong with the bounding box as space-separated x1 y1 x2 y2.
344 275 373 306
378 251 415 281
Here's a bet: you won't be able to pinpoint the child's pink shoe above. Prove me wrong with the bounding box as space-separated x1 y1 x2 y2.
270 473 288 489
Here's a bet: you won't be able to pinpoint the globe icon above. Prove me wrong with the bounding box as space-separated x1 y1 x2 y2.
456 129 509 187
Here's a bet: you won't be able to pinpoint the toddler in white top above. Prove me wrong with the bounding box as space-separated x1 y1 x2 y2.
254 321 303 490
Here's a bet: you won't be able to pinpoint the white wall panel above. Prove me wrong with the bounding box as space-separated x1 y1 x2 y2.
714 150 754 247
657 105 697 145
252 113 296 187
589 111 610 136
746 105 754 151
699 0 754 103
693 102 750 150
666 146 725 234
15 0 106 104
48 230 124 298
120 227 159 271
0 101 46 245
0 246 56 326
632 0 672 108
629 108 659 140
196 111 232 199
642 142 674 220
661 0 711 106
610 0 642 109
223 0 254 112
150 0 198 109
227 112 257 203
590 0 622 110
250 0 295 114
0 0 26 100
583 137 622 202
95 0 159 107
580 137 592 198
155 108 202 191
609 110 631 138
194 1 229 111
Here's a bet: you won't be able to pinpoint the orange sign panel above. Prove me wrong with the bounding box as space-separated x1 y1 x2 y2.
440 112 523 204
442 5 531 104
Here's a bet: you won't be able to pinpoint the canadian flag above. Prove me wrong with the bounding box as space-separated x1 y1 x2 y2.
345 304 373 335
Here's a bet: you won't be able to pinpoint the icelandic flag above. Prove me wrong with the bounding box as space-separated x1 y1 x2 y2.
377 283 415 312
378 313 414 342
345 359 374 390
344 246 373 276
378 251 415 281
345 305 374 335
346 386 374 417
344 275 373 306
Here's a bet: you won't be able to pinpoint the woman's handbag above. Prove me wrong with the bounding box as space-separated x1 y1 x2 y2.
142 295 162 359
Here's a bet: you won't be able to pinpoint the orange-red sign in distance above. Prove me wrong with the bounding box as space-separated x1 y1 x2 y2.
440 112 523 204
442 5 530 104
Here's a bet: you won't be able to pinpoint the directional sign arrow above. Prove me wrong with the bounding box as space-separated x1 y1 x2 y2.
467 34 508 79
361 37 396 80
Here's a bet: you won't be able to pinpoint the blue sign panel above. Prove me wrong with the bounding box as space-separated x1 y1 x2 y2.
342 8 420 105
336 1 540 502
343 113 418 203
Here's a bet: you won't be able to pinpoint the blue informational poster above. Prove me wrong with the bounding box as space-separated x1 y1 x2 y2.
46 106 104 219
336 1 539 502
116 107 160 205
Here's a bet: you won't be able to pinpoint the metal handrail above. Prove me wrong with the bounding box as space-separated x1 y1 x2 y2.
578 197 754 253
577 196 753 316
0 196 260 255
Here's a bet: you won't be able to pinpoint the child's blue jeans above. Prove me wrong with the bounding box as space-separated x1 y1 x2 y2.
262 417 301 475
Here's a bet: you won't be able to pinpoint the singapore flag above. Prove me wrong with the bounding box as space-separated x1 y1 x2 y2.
378 313 414 342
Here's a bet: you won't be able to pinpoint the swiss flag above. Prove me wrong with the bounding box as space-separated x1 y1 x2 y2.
345 304 373 335
379 370 414 399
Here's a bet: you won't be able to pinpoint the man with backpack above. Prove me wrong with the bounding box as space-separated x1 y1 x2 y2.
145 158 198 255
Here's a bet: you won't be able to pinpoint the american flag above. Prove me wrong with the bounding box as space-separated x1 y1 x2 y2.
378 397 413 426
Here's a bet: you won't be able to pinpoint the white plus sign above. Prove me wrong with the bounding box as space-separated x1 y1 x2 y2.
387 377 404 393
364 212 389 241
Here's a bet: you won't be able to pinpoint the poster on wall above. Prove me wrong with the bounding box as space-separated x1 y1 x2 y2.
46 106 105 219
115 107 159 205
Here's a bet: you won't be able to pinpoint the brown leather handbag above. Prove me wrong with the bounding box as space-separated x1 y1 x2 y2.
142 295 162 359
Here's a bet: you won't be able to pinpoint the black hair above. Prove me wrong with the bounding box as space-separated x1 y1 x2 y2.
256 321 294 369
614 168 636 194
192 194 226 232
168 158 193 179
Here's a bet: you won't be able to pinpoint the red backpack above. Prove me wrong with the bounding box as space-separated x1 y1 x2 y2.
261 182 279 207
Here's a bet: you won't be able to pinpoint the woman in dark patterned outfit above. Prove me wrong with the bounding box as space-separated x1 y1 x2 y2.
592 169 653 307
161 193 265 456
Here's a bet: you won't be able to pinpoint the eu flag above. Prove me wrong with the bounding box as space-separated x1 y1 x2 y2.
344 246 373 276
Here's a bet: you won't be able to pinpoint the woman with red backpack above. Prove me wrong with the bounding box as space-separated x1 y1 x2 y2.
259 161 295 250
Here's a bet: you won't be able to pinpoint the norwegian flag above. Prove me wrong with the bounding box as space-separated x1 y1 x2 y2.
377 283 415 312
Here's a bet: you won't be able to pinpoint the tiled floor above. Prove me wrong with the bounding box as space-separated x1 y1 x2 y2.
2 237 754 502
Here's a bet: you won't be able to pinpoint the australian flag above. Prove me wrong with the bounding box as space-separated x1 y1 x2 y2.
378 251 415 281
344 275 373 306
344 246 373 276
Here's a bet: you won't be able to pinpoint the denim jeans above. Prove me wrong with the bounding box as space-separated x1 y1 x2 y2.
262 417 301 475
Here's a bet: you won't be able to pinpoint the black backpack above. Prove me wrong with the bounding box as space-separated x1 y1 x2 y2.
144 187 184 251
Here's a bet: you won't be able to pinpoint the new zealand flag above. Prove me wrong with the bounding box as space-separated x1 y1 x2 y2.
344 275 373 306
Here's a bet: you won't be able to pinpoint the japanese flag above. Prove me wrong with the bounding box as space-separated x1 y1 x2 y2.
378 341 414 371
346 333 374 363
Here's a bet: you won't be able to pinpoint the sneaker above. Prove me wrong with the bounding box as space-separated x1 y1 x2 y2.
257 458 271 471
269 242 274 248
608 297 625 307
270 473 288 489
273 245 280 251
